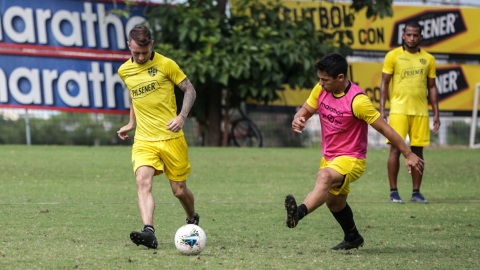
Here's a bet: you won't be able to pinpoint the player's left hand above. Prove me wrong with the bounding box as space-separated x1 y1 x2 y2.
167 116 185 133
404 152 425 174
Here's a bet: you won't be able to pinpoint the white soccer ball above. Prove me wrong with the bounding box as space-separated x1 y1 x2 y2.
174 224 207 255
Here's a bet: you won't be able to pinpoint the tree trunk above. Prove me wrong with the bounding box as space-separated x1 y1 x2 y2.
216 0 228 15
206 86 222 146
222 87 231 147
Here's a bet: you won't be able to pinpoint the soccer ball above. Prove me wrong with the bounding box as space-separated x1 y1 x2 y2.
174 224 207 255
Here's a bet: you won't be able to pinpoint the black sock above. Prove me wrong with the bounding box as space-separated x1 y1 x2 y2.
330 203 359 241
390 188 398 193
413 189 419 194
298 204 308 220
143 224 155 234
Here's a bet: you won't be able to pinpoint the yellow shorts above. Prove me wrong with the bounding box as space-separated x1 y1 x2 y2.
320 156 366 195
387 114 430 147
132 136 191 181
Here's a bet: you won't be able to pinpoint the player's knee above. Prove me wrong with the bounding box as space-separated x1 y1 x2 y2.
136 175 152 191
326 200 345 212
173 188 186 199
316 171 332 189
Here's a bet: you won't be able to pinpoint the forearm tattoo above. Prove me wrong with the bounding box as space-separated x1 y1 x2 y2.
177 77 197 120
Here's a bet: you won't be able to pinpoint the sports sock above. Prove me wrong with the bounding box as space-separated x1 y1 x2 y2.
390 188 398 193
143 224 155 234
298 204 308 220
330 203 359 241
412 189 420 194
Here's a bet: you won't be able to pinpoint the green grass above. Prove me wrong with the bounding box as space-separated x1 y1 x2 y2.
0 145 479 269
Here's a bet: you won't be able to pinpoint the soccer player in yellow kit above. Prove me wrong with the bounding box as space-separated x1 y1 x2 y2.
117 25 198 249
380 21 440 204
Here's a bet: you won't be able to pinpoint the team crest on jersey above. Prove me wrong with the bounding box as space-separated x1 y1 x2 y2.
148 67 157 77
419 58 426 65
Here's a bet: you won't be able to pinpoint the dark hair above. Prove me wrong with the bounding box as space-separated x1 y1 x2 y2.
403 21 423 33
314 53 348 79
128 25 152 46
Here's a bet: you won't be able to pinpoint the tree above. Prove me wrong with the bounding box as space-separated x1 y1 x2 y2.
146 0 393 146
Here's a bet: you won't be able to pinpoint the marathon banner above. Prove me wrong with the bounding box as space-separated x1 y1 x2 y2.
247 63 480 116
275 1 480 61
0 0 153 114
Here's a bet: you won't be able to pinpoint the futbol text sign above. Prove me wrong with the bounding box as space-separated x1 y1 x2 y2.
275 1 480 61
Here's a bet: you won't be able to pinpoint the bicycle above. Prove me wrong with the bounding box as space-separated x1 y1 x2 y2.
228 107 263 147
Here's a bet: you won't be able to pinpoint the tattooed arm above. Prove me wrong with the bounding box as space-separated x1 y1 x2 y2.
166 77 197 133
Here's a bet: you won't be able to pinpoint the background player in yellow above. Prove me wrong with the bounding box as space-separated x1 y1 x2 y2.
116 25 198 249
380 21 440 204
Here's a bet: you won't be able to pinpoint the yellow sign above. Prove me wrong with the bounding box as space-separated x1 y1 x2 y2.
249 62 480 114
276 1 480 58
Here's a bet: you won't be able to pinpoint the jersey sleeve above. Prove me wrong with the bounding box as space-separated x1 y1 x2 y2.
306 85 322 109
117 64 126 82
352 94 380 124
382 51 396 75
163 58 187 85
428 55 436 78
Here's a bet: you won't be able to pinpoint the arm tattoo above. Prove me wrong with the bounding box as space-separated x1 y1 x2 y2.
177 77 197 120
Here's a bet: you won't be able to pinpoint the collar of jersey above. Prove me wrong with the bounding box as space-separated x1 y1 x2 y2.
130 51 156 63
332 81 351 98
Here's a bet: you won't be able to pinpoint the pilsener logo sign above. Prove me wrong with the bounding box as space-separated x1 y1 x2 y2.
435 66 468 101
390 9 467 48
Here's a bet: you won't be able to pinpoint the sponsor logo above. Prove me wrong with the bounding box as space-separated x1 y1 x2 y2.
131 80 160 99
327 114 335 123
390 9 467 48
322 113 343 125
435 66 468 101
420 58 427 65
319 102 343 117
401 68 425 78
148 67 157 77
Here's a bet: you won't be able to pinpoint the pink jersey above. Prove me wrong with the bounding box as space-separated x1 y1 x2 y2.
317 82 369 160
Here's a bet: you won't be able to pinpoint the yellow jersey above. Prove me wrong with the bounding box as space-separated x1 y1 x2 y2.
306 84 380 125
118 52 187 141
382 46 436 116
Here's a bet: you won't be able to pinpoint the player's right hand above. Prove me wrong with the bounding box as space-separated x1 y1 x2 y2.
117 125 134 140
404 152 425 174
292 117 306 133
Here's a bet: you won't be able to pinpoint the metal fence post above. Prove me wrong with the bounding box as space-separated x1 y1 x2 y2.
25 109 31 146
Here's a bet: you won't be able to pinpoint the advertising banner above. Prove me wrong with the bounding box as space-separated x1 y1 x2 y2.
248 62 480 116
0 0 151 114
278 1 480 61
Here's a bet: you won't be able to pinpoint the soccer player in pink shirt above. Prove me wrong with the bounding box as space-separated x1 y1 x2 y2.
285 53 425 250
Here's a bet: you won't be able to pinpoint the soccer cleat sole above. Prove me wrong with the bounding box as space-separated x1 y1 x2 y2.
284 195 298 228
390 199 405 204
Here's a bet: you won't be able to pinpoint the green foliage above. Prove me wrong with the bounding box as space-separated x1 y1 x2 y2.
351 0 394 19
147 0 355 123
0 113 132 146
447 120 480 145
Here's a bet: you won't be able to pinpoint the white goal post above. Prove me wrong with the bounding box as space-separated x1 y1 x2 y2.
470 83 480 149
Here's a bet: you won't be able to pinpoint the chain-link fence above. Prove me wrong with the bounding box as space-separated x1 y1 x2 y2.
2 108 478 148
249 111 480 148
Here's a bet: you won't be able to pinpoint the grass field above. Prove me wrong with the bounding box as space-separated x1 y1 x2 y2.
0 145 479 269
